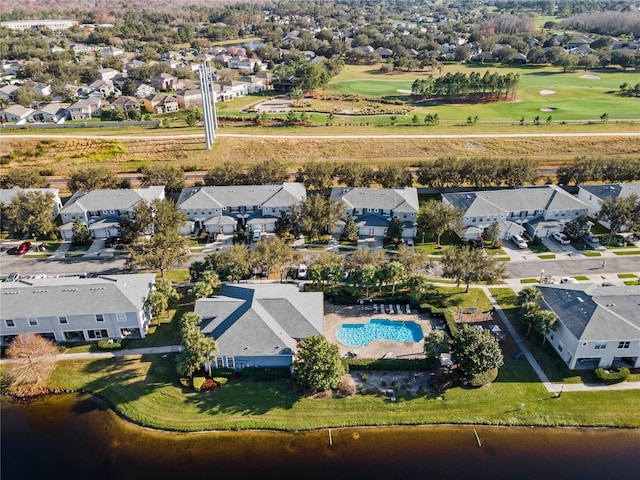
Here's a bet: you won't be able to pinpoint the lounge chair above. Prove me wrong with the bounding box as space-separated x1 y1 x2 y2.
396 304 402 314
405 304 411 314
388 304 394 314
373 304 379 313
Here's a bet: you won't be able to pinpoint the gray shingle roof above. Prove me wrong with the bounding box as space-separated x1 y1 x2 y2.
60 186 164 215
330 187 419 214
580 183 640 202
177 183 306 210
194 283 323 356
538 284 640 341
0 274 155 318
0 188 59 204
443 186 588 217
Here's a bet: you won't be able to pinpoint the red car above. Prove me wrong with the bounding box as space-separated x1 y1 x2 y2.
16 241 32 255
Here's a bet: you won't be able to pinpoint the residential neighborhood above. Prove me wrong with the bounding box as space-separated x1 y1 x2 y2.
1 0 639 474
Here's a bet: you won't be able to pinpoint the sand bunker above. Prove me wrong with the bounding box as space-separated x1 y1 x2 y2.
397 89 412 94
540 107 557 112
539 89 556 95
580 74 601 80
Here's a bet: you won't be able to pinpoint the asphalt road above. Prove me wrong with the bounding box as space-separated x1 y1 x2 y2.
2 249 639 281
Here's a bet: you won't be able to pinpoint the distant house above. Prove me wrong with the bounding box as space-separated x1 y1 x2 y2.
374 47 393 58
0 273 156 346
58 186 165 240
194 283 324 371
442 186 589 240
150 73 180 91
566 37 592 50
1 105 34 124
536 283 640 370
84 79 120 99
97 68 119 81
100 46 125 57
577 182 640 231
0 84 19 102
220 81 249 99
33 103 69 123
0 188 63 217
143 93 179 114
110 96 141 113
68 97 102 120
177 183 307 236
330 187 419 239
176 89 202 109
134 82 156 98
239 75 268 93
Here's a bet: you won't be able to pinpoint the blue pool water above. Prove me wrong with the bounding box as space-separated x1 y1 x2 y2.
336 319 424 346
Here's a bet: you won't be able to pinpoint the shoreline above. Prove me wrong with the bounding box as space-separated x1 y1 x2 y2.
3 388 639 433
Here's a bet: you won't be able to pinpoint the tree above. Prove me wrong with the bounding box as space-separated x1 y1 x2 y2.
203 161 244 186
128 230 190 277
441 247 507 293
483 222 501 247
376 164 412 188
216 245 252 282
67 167 118 193
597 194 639 244
246 159 289 184
424 330 450 360
139 165 185 195
297 161 335 190
2 191 56 238
383 261 406 294
418 201 463 246
0 169 49 189
395 244 427 277
564 216 591 240
146 278 178 322
192 270 221 299
176 312 218 377
340 214 359 242
6 332 59 393
517 286 542 306
384 216 404 244
292 335 346 392
71 218 91 245
299 195 343 241
132 198 188 235
450 325 504 381
251 236 295 279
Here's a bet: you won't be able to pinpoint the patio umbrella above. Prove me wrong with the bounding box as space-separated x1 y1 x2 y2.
490 325 502 333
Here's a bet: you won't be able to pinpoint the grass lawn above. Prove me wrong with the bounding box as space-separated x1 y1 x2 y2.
538 254 556 259
164 269 191 284
38 353 640 431
572 275 589 281
520 278 539 284
583 251 601 257
618 273 639 279
613 250 640 256
328 64 640 122
425 286 493 314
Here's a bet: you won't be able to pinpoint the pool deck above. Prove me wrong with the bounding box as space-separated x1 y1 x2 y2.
324 303 432 360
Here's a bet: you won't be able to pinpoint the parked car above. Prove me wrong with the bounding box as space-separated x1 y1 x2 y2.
16 241 32 254
552 232 570 245
584 234 599 244
511 234 528 249
5 272 20 282
406 239 415 249
6 247 18 255
252 229 262 242
297 264 307 279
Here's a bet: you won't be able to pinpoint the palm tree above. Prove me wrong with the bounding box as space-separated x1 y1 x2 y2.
385 261 406 294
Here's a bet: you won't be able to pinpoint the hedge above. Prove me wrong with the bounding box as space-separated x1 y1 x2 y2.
240 367 290 380
419 303 458 334
346 358 434 371
97 339 122 350
193 376 205 391
210 368 235 379
594 367 630 383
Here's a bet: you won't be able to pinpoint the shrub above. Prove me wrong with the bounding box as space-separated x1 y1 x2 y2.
347 358 433 371
338 376 356 397
594 367 630 383
201 378 218 391
241 367 290 380
211 368 235 379
468 368 499 387
419 303 458 334
193 376 205 391
179 377 190 388
212 377 228 386
97 339 122 350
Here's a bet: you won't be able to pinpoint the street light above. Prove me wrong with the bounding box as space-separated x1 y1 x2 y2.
539 269 544 284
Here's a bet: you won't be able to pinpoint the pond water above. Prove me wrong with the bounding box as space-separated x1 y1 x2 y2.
337 319 424 346
2 393 640 480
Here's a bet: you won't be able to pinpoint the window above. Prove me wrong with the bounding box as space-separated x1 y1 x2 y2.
116 313 126 322
216 357 224 368
87 329 108 339
618 341 630 349
227 357 235 369
96 314 104 322
558 343 564 352
28 318 38 326
59 316 68 325
595 343 607 350
5 319 15 328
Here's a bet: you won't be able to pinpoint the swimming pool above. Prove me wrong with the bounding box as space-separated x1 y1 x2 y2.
336 319 424 347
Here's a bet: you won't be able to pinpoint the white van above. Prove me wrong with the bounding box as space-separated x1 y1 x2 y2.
512 234 528 249
252 229 262 242
297 264 307 279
